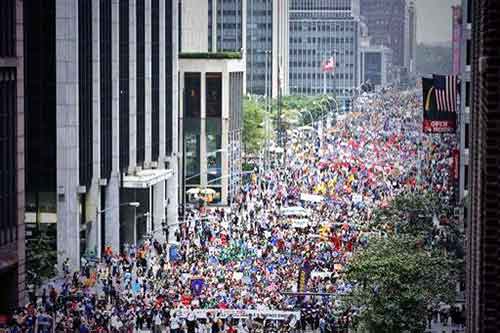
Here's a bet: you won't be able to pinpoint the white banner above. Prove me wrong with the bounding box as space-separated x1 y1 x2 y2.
300 193 324 203
172 309 301 321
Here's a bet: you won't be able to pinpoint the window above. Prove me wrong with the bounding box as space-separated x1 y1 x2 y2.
466 81 470 107
464 165 469 190
206 73 222 117
100 0 112 179
465 123 470 149
466 40 471 66
184 73 201 118
79 0 93 186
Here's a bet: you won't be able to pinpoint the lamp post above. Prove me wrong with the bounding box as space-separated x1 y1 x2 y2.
95 201 140 258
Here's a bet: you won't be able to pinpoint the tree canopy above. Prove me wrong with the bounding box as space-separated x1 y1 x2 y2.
345 236 456 333
345 191 462 332
242 96 267 155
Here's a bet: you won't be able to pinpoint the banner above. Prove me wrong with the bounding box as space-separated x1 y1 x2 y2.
300 193 324 202
297 261 312 293
452 149 459 180
422 76 458 133
172 309 301 321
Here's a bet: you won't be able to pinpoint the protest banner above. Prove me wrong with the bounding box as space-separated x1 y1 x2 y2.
172 309 301 321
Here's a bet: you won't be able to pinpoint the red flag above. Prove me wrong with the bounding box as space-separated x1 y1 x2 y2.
322 57 336 73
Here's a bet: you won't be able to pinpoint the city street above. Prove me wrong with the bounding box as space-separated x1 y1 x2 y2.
11 88 464 332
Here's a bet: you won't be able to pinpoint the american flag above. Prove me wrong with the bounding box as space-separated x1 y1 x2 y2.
433 74 458 112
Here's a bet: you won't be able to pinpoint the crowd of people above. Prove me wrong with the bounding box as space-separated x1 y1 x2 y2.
5 89 459 332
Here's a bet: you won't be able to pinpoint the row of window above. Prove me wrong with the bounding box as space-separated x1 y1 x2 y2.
290 72 354 80
290 49 356 56
290 23 356 32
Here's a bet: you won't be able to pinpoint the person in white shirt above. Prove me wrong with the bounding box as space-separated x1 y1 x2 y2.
170 312 181 333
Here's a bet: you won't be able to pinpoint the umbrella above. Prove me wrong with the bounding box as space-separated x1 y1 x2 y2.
187 188 200 195
200 188 217 195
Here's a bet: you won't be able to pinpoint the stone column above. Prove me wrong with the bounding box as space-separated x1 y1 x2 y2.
144 0 152 166
147 187 153 234
105 0 121 253
153 181 166 242
56 0 80 271
200 71 208 187
86 0 102 259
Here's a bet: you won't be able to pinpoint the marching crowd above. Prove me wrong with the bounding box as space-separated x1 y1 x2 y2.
5 89 459 332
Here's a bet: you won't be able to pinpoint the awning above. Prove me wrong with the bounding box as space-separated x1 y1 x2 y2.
122 169 173 189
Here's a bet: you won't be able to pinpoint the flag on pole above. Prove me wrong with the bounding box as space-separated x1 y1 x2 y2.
422 75 459 133
433 74 458 112
321 57 336 73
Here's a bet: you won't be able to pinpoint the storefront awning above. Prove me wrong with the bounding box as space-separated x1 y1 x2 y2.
122 169 173 189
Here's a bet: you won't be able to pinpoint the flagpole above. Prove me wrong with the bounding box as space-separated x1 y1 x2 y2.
323 69 327 95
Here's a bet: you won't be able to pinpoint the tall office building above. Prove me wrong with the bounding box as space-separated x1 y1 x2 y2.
466 1 500 332
24 0 179 271
0 0 26 312
288 0 361 97
208 0 245 52
246 0 289 98
359 0 411 71
179 0 244 207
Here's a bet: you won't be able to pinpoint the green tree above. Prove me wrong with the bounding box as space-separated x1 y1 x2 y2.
242 96 267 154
345 236 456 333
370 191 441 240
26 235 57 288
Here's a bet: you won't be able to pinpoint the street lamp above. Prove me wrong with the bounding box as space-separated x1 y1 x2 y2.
95 201 140 258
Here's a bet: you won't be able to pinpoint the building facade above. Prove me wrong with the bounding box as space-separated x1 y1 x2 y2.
360 45 392 88
359 0 411 71
24 0 179 271
466 0 500 331
407 1 417 75
179 0 244 207
208 0 245 53
246 0 289 98
457 2 470 224
0 0 26 312
288 0 361 98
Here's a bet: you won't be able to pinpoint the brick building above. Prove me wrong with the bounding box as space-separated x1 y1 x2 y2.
466 0 500 331
0 0 26 312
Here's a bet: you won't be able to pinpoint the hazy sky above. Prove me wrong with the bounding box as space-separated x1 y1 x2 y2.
416 0 461 44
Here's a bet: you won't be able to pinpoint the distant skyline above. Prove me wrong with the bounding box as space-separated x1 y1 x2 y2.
416 0 461 45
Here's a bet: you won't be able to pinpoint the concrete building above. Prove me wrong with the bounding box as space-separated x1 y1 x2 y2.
0 0 26 312
288 0 361 98
466 0 500 331
179 0 244 207
359 0 412 72
246 0 289 98
360 45 393 88
24 0 179 271
208 0 245 53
